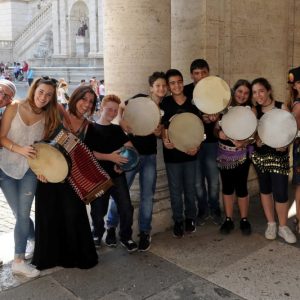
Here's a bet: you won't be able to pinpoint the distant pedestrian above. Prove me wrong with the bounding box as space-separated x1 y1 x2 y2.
27 68 34 86
99 79 105 101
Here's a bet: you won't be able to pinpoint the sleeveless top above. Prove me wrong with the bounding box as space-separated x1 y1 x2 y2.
0 104 45 179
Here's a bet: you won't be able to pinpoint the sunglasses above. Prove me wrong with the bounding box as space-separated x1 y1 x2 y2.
40 76 58 86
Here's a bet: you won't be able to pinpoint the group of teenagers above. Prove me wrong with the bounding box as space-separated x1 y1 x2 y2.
0 58 300 279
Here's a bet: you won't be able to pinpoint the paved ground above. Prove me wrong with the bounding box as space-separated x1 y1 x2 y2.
0 188 299 299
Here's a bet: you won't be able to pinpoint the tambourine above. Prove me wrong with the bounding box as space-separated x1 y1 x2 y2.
257 108 298 148
27 141 71 183
168 112 205 152
123 97 161 136
117 146 140 171
193 76 231 114
220 106 257 141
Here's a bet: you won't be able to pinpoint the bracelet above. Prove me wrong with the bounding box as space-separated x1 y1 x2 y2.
9 143 14 152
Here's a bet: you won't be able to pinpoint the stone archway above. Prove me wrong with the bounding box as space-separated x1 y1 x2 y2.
69 0 90 57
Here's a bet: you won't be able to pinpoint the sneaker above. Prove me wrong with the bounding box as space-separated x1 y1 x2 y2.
25 240 35 260
185 219 196 233
265 222 277 240
211 213 223 225
120 239 138 253
12 261 40 278
278 226 297 244
220 217 234 235
196 212 209 226
93 236 101 248
105 228 117 247
240 218 252 235
173 221 184 238
138 232 151 252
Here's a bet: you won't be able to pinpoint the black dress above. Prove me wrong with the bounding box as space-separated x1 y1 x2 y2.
31 123 98 270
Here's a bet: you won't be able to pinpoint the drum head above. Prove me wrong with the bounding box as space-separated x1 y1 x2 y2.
221 106 257 140
28 143 70 183
168 112 204 152
118 146 139 171
258 108 297 148
123 97 161 136
193 76 231 114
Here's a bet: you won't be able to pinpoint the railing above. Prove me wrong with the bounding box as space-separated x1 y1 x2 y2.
13 2 52 55
0 40 14 49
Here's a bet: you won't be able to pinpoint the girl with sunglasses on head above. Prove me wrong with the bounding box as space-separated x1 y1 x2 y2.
0 76 60 277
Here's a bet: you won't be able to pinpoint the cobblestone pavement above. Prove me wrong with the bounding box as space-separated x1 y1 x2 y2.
0 191 35 235
0 191 15 235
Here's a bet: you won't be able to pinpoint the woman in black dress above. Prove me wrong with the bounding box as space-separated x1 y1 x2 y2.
32 86 98 270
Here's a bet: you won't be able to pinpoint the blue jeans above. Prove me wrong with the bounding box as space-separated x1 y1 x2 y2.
0 169 37 258
196 142 220 216
107 154 156 233
165 160 197 223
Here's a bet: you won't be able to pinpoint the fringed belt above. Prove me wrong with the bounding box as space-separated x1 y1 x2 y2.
251 151 289 175
217 143 248 169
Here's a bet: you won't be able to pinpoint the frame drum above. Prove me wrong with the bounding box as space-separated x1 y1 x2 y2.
193 76 231 114
118 146 140 171
123 97 161 136
168 112 204 152
220 106 257 140
258 108 298 148
28 141 71 183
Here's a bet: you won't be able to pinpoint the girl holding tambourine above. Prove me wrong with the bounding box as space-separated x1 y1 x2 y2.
215 79 253 236
251 77 296 244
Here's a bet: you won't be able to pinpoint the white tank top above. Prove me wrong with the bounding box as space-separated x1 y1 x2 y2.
0 104 45 179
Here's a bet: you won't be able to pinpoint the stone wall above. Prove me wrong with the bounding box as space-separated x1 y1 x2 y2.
171 0 299 102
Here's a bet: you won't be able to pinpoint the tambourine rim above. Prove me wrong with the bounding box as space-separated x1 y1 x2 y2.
118 146 140 171
168 112 204 152
257 108 298 148
221 106 258 141
28 140 72 182
192 75 232 114
123 97 161 136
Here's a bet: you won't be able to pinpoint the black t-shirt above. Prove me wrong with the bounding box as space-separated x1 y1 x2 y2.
84 123 129 178
184 82 218 143
124 94 157 155
160 95 200 163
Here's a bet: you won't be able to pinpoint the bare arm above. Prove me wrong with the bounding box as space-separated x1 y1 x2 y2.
0 102 36 158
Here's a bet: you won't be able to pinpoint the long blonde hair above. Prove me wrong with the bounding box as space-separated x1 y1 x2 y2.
26 76 61 139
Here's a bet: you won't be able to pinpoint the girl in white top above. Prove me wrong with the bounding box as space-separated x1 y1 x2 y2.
0 76 60 277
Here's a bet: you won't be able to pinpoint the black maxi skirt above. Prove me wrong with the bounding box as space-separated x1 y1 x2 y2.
32 181 98 270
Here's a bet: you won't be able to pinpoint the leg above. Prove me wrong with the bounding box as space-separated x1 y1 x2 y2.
106 164 137 229
111 175 134 241
219 168 235 219
165 163 184 223
182 160 197 220
203 143 220 216
1 169 37 259
138 154 156 233
90 192 110 240
195 149 208 217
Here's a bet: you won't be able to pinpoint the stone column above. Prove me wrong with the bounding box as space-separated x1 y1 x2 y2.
103 0 172 234
52 0 60 56
97 0 104 56
59 0 68 56
88 0 98 56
